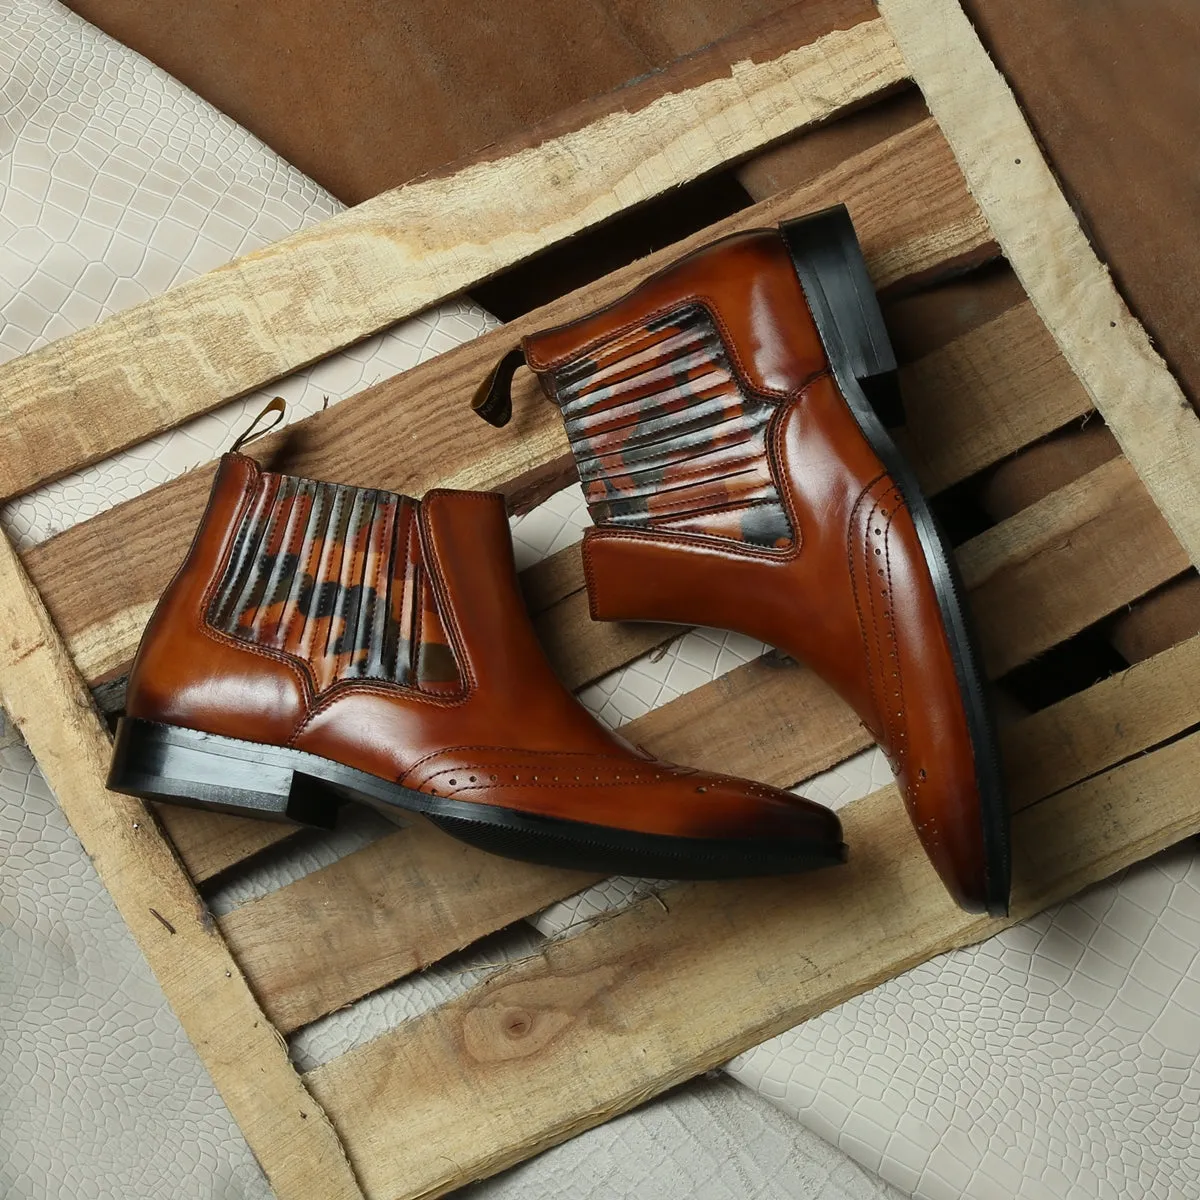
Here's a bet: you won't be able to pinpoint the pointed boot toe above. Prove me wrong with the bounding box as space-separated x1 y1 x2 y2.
109 453 845 881
493 205 1009 914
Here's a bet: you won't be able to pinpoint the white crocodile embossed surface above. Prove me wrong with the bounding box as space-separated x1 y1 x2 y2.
728 847 1200 1199
462 1076 902 1200
0 739 273 1199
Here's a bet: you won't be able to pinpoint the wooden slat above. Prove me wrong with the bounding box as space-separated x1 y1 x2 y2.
960 455 1190 675
220 823 600 1034
896 298 1091 494
25 113 991 692
304 726 1200 1199
877 0 1200 572
157 803 298 884
0 15 907 501
0 533 363 1199
1003 633 1200 807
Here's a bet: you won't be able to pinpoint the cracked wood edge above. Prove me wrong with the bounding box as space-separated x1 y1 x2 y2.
0 528 364 1200
877 0 1200 569
0 15 906 500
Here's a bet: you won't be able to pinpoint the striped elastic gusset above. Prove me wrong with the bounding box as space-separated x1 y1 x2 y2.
208 473 460 694
554 304 793 548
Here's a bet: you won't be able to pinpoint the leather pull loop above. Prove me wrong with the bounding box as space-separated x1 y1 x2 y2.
471 347 525 428
230 396 286 452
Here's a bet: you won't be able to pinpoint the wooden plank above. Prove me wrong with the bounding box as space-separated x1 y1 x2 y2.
895 298 1090 494
26 114 992 692
158 803 297 885
736 84 928 201
304 728 1200 1198
1003 633 1200 808
0 15 907 501
1110 573 1200 666
220 823 600 1034
877 0 1200 572
0 532 363 1199
959 456 1190 676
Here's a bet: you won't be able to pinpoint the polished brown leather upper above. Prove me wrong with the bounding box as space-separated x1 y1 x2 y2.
125 452 839 845
523 229 992 909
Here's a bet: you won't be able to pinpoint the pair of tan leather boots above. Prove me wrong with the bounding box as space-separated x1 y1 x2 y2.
108 206 1010 916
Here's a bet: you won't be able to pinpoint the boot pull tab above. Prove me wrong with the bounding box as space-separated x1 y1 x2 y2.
472 347 526 428
230 396 287 453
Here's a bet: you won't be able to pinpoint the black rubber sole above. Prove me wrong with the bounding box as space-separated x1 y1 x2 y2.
781 204 1011 917
108 717 847 880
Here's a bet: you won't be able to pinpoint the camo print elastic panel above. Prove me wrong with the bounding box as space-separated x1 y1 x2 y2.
552 303 793 548
208 472 461 695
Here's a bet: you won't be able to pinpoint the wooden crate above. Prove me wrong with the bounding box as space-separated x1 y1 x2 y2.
2 1 1199 1197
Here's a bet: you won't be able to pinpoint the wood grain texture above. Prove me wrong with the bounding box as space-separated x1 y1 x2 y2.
877 0 1200 573
305 723 1200 1198
220 822 600 1034
26 114 991 692
0 533 363 1200
1110 574 1200 666
0 16 907 501
1003 633 1200 809
158 803 297 884
960 456 1190 676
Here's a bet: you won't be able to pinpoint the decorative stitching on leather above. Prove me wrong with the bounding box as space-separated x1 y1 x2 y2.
194 459 315 707
203 470 469 732
867 487 905 757
401 743 640 783
552 302 797 549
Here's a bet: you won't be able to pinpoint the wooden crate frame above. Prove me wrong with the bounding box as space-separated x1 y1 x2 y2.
2 1 1199 1196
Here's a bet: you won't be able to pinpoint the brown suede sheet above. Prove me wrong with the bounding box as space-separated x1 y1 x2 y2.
62 0 830 204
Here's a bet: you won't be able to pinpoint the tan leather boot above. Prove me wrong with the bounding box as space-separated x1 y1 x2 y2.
109 452 845 878
476 206 1009 914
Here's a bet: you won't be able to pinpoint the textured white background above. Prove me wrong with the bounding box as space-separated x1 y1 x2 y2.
2 1 1199 1197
